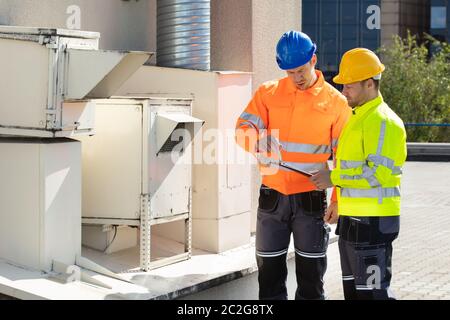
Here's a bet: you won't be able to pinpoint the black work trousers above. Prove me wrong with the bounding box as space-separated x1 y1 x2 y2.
337 215 400 300
256 185 330 300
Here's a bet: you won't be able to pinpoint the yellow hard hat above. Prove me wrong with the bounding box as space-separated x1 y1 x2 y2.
333 48 385 84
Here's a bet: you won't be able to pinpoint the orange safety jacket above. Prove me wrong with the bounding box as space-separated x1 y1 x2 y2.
236 71 351 197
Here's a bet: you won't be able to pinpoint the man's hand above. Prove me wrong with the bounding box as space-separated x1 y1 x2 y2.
324 201 339 224
255 153 273 167
310 169 333 190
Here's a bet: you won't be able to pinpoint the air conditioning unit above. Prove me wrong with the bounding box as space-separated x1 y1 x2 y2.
0 26 151 274
77 96 204 271
0 26 151 137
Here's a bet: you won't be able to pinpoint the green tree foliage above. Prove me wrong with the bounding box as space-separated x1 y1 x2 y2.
378 33 450 142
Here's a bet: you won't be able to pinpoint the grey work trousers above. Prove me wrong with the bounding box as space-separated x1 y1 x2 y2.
255 185 330 300
337 215 400 300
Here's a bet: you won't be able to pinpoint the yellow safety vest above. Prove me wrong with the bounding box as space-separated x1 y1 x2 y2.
331 95 407 217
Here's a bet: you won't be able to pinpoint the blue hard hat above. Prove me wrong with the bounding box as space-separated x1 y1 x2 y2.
276 31 317 70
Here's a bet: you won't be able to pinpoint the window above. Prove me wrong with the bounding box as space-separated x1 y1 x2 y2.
431 6 447 29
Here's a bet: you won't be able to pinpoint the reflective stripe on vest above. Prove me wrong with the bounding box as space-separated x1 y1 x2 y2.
238 112 266 130
341 187 400 199
368 154 403 175
341 158 402 174
340 165 381 187
280 140 331 155
341 160 365 169
339 120 403 197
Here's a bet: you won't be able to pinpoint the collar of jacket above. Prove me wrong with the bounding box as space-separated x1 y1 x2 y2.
286 70 325 96
352 94 384 117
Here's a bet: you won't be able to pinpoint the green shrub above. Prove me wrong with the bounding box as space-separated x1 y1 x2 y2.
378 33 450 142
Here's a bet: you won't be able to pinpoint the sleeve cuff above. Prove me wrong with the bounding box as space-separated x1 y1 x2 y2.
331 187 337 202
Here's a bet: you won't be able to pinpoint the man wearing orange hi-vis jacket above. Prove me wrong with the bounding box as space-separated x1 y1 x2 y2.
235 30 351 300
310 48 407 300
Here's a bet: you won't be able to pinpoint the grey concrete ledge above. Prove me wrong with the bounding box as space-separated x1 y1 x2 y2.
158 234 339 300
407 143 450 161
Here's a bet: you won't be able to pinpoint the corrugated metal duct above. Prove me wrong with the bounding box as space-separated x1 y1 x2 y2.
157 0 210 70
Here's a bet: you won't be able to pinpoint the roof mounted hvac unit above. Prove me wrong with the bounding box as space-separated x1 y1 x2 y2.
78 96 205 271
156 113 204 155
0 26 152 138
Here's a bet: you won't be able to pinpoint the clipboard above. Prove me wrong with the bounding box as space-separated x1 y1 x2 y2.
278 162 313 177
258 135 316 178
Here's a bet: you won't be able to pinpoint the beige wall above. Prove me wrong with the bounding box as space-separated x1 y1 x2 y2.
211 0 302 89
251 0 302 90
0 0 302 241
381 0 401 46
211 0 253 72
117 67 253 253
0 0 157 63
250 1 301 232
210 0 301 233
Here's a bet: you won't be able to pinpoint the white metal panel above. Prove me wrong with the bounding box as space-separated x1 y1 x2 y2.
77 102 143 220
41 140 81 271
217 73 252 218
116 67 221 223
65 50 152 100
116 67 254 253
59 37 99 51
82 225 137 255
145 103 196 219
156 113 204 154
0 32 149 137
62 101 96 131
0 139 81 272
150 152 191 218
0 26 100 39
0 142 41 270
0 27 100 51
0 39 48 129
0 128 54 138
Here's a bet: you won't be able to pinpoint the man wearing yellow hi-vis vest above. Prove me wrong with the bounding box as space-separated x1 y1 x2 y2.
310 48 407 300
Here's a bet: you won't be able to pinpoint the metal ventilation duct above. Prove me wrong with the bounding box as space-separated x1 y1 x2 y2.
157 0 210 71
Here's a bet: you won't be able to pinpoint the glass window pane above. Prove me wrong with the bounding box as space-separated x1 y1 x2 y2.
341 39 358 53
302 0 318 26
361 39 380 51
341 25 358 40
341 0 359 24
320 54 339 72
321 2 339 25
431 6 447 29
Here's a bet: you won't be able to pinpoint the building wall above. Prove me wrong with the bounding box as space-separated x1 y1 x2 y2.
211 0 253 72
211 0 301 89
0 0 302 239
251 0 302 91
210 0 301 233
0 0 157 62
303 0 381 81
250 0 301 232
381 0 430 46
301 0 431 79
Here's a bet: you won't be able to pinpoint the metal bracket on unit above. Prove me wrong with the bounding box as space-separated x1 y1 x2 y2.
102 225 113 233
61 122 80 131
45 36 58 49
45 108 57 130
185 187 193 256
140 194 151 271
38 35 47 45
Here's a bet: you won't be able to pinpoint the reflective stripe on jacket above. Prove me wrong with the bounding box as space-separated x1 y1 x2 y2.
331 95 407 217
236 71 351 195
